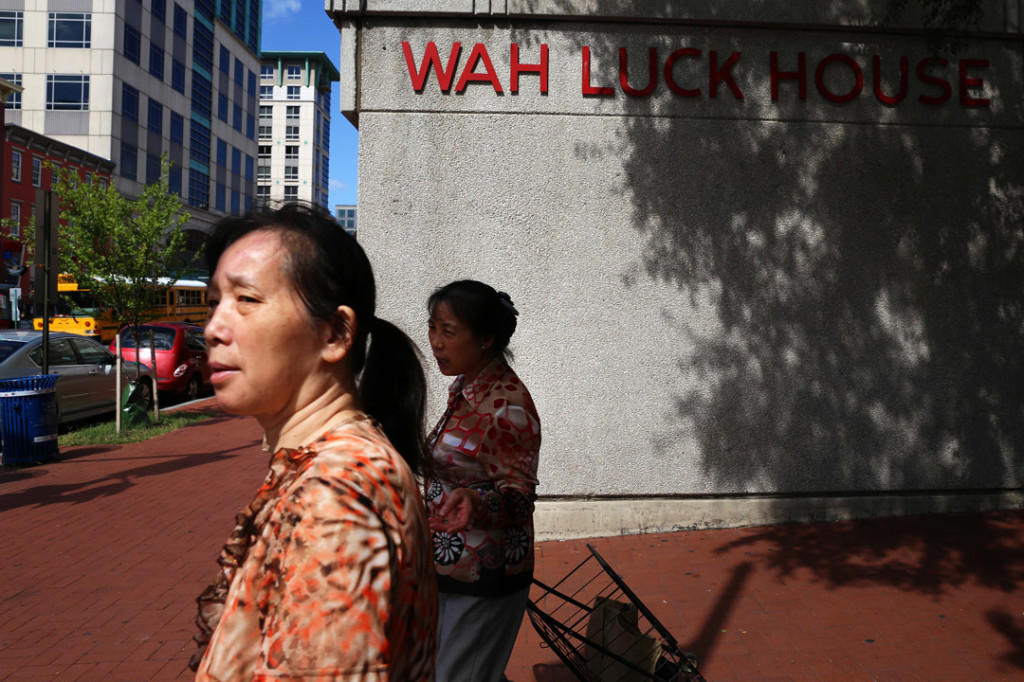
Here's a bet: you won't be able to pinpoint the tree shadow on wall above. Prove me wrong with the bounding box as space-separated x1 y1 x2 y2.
533 0 1024 598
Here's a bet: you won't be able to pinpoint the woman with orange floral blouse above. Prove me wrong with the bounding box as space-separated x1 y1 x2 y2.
425 280 541 682
190 204 437 681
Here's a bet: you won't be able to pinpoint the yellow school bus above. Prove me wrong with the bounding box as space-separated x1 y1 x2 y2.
33 275 207 343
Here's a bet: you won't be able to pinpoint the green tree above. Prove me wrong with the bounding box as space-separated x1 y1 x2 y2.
48 155 194 358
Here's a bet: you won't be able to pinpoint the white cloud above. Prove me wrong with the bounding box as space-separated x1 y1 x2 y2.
329 178 350 191
264 0 301 21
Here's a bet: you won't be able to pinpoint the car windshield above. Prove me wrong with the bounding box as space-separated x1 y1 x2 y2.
119 327 176 351
0 339 26 363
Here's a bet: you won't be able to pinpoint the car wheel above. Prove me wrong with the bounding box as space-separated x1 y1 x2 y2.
184 374 201 402
136 378 154 411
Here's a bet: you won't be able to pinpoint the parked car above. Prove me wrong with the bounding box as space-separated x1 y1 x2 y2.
110 322 210 402
0 330 153 424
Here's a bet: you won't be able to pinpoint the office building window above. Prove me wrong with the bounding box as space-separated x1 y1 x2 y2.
284 165 298 181
148 99 163 133
122 83 139 122
259 105 271 119
220 45 230 74
47 75 89 110
0 11 23 47
1 73 21 109
190 120 211 165
285 145 298 160
191 72 212 119
31 157 42 187
256 185 269 200
48 13 91 48
120 142 138 180
171 59 185 93
321 155 330 190
246 113 255 140
234 58 244 86
231 189 240 215
245 154 253 180
286 65 301 79
168 165 182 195
170 111 184 144
152 0 166 24
257 164 269 180
173 3 187 38
193 22 213 72
149 44 165 80
123 23 141 63
232 103 242 131
216 138 227 166
188 169 209 209
258 125 271 140
10 151 21 181
284 186 298 200
286 86 300 100
217 93 228 121
286 105 299 120
285 125 299 140
231 147 241 174
247 70 256 94
261 65 274 79
258 145 270 159
215 183 225 211
146 152 161 184
260 85 272 99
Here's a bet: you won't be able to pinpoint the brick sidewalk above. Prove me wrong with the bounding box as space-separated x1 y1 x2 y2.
2 404 1023 680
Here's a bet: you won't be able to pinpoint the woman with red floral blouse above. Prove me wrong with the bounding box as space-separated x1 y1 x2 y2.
425 280 542 682
190 204 437 681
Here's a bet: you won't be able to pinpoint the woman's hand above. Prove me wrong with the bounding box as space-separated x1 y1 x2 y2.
428 487 481 533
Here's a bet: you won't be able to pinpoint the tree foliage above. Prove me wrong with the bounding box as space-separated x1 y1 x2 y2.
48 156 193 334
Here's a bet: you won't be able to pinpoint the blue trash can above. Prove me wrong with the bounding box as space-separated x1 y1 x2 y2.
0 375 60 465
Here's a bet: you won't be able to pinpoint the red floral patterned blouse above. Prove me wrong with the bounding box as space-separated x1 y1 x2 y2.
193 417 437 681
424 358 541 596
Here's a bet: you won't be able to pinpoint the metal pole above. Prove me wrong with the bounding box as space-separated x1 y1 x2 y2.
149 328 159 421
41 191 51 375
115 332 122 433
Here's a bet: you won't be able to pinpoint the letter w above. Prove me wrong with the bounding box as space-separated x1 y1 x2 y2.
403 41 462 92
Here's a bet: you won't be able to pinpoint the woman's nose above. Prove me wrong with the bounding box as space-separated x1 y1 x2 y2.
205 306 229 346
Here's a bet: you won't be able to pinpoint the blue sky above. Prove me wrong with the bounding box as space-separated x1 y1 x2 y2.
260 0 359 208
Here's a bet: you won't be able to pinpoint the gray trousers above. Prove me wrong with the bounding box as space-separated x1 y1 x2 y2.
436 587 530 682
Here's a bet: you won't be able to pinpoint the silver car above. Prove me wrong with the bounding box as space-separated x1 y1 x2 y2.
0 331 153 424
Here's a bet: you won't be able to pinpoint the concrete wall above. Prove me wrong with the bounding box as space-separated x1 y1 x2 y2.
327 1 1024 532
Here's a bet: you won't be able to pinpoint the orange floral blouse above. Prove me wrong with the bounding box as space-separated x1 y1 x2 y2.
193 417 437 681
424 359 541 597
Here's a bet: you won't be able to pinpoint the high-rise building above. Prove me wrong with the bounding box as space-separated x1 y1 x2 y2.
334 204 356 236
257 51 337 211
0 0 262 236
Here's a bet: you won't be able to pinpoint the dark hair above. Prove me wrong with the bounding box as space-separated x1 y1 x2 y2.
207 203 427 474
428 280 519 362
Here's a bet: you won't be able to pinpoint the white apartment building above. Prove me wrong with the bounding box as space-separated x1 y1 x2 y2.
257 51 337 211
334 203 355 236
1 0 262 235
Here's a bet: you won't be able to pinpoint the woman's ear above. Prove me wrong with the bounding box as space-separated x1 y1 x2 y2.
321 305 357 364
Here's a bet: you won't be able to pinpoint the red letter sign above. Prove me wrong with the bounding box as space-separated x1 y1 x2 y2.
959 58 990 107
664 47 701 97
455 43 503 93
619 47 658 97
511 43 549 94
771 52 807 100
402 41 462 93
582 46 614 96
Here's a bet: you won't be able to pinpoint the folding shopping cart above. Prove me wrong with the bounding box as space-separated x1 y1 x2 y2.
527 543 707 682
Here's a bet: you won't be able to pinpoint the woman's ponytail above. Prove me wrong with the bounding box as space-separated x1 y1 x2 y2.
359 318 428 476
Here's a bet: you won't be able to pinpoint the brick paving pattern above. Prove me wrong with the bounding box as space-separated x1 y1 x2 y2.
2 402 1022 681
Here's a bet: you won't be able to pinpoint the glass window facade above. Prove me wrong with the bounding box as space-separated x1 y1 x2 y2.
48 13 91 48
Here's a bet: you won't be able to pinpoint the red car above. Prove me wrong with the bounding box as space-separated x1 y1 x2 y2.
110 322 210 401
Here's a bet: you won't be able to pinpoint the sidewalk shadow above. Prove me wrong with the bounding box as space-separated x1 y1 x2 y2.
0 438 262 513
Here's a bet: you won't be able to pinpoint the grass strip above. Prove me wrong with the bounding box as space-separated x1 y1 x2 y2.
59 411 212 447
